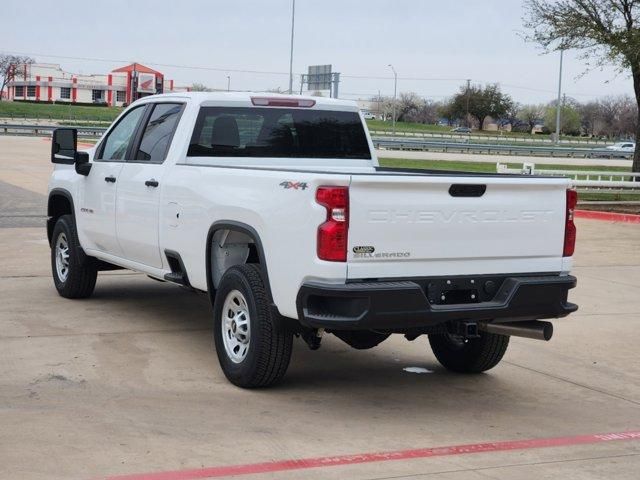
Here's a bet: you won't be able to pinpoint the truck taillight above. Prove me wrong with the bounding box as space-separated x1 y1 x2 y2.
316 186 349 262
563 189 578 257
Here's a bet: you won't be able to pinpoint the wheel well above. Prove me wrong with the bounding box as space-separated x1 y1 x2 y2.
209 229 259 289
206 222 277 316
47 192 73 245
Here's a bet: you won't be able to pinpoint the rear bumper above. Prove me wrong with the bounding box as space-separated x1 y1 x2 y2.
296 274 577 331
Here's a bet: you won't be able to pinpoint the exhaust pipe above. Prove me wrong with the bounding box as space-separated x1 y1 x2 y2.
479 321 553 341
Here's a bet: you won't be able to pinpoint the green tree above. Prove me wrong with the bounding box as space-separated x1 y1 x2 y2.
524 0 640 171
438 99 459 126
451 83 513 130
544 104 582 135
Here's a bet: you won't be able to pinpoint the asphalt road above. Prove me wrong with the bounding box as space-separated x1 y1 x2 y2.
1 136 639 480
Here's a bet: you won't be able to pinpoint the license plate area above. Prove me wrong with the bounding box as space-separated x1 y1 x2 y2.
426 276 504 305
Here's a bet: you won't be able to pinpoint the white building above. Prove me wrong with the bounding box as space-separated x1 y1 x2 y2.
5 62 184 107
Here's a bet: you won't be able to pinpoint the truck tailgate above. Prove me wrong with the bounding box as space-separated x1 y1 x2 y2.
347 174 569 279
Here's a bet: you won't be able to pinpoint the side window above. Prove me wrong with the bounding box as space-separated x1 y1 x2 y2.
135 103 184 163
98 106 146 161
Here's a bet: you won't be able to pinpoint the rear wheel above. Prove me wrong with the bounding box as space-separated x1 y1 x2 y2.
428 330 509 373
213 264 293 388
51 215 97 299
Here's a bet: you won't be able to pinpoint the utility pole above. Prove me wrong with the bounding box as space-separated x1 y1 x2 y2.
331 72 340 99
288 0 296 94
388 64 397 137
555 49 564 144
226 76 231 92
465 79 471 128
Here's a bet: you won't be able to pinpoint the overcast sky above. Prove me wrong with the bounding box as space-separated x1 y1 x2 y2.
5 0 635 104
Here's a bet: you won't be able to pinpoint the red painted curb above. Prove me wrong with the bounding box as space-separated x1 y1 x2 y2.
576 209 640 224
101 430 640 480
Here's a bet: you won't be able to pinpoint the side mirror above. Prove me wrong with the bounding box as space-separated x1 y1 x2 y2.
75 152 92 176
51 128 77 165
51 128 92 176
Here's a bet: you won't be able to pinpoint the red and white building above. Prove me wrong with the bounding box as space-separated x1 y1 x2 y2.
4 62 185 106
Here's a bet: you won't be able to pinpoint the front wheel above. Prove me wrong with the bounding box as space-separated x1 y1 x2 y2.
213 264 293 388
51 215 97 299
428 330 509 373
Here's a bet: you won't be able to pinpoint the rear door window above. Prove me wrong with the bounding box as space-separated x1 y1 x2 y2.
188 107 371 159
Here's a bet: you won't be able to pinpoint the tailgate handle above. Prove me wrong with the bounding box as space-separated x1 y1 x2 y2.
449 184 486 197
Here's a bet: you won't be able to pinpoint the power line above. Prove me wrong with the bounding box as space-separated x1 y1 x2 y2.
341 74 468 81
1 50 292 76
0 50 619 99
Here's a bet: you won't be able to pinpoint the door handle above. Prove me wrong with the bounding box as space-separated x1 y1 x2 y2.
105 176 116 183
145 179 159 187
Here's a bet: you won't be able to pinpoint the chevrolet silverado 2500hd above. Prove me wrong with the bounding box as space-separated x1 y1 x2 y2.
47 92 578 388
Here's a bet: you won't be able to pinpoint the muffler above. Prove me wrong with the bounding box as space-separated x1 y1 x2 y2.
479 321 553 341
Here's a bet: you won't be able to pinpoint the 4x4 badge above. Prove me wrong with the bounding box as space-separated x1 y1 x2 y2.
280 181 308 190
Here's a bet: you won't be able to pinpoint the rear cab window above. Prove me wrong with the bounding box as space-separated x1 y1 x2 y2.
188 107 371 159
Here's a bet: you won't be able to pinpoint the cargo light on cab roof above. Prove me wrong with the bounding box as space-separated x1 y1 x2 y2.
251 97 316 108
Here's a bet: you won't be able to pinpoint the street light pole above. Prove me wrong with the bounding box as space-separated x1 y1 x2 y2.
465 78 471 128
288 0 296 94
555 49 564 145
388 64 397 137
226 76 231 92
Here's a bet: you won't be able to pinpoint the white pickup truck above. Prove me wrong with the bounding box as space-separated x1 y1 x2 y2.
48 92 578 388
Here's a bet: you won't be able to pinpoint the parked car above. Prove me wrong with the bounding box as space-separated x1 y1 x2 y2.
47 92 578 388
361 111 376 120
451 126 472 133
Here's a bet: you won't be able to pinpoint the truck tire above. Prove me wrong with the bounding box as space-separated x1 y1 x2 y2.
213 264 293 388
51 214 97 299
428 330 509 373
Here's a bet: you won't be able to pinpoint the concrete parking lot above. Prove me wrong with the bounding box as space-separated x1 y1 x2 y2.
1 136 639 480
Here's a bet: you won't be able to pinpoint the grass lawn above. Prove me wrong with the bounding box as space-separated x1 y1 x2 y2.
0 101 122 122
366 119 604 144
379 158 632 173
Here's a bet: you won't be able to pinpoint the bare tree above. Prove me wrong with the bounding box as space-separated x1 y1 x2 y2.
368 94 385 117
596 95 638 138
499 101 521 130
524 0 640 171
519 104 545 132
380 96 397 121
190 83 212 92
395 92 422 122
0 55 34 100
577 101 601 136
616 96 638 138
415 99 441 125
598 96 624 137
